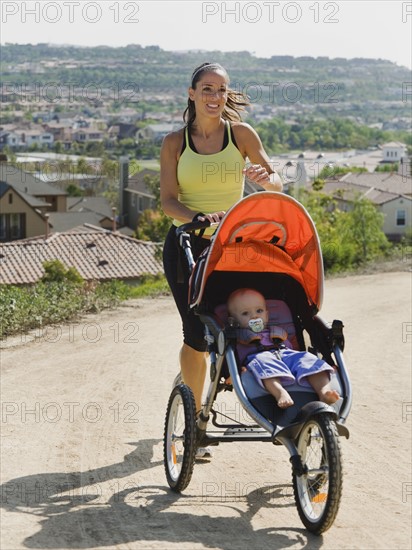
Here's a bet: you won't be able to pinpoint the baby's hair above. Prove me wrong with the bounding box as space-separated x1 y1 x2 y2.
183 62 250 126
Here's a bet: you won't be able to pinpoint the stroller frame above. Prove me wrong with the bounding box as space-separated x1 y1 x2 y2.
163 192 352 535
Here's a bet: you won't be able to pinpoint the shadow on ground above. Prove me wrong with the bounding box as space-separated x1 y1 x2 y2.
1 438 323 550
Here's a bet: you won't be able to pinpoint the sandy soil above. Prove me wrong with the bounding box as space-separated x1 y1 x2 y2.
1 271 411 550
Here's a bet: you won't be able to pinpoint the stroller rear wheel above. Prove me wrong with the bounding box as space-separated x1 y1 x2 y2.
164 384 197 492
292 413 342 534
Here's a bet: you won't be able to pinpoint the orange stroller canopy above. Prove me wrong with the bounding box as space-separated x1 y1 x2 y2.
190 192 324 311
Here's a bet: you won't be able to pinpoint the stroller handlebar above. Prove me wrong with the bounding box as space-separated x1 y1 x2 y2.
175 219 213 237
175 220 217 273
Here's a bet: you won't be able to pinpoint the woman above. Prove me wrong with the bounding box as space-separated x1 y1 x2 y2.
161 62 283 415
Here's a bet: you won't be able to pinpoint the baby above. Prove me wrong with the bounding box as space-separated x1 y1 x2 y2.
227 288 340 408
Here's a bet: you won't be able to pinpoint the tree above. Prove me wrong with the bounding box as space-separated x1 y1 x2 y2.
101 156 120 209
300 189 351 271
300 189 389 271
135 173 169 243
317 165 367 180
76 157 92 174
54 141 63 154
337 196 390 261
66 183 84 197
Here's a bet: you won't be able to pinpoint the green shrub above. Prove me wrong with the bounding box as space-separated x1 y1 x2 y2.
0 273 169 339
41 259 83 284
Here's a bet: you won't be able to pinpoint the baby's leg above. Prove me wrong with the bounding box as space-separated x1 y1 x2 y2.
263 378 294 409
307 371 340 404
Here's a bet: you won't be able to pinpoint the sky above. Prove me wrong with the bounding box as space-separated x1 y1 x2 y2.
1 0 412 69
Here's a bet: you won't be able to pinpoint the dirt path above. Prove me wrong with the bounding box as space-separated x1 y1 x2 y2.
1 271 411 550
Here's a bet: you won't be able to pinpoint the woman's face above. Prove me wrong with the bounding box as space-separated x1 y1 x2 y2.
188 70 229 118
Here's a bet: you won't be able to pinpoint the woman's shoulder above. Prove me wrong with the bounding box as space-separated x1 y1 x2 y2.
230 121 259 142
229 122 259 154
230 121 256 135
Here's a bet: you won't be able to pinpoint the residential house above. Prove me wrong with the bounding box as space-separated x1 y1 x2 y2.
338 172 411 198
0 182 49 241
381 141 408 163
66 196 115 231
107 123 138 141
67 196 113 218
20 129 54 148
0 126 55 150
42 121 73 144
47 212 114 233
136 123 179 143
72 128 104 143
0 228 163 285
0 130 23 149
0 160 75 241
322 173 412 242
0 163 68 212
0 157 123 240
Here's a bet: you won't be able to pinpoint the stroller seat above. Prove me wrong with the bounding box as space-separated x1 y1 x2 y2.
214 298 343 426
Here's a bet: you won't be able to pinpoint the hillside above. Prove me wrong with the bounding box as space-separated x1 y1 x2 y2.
2 43 410 124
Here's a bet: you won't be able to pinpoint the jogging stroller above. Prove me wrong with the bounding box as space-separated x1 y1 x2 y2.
163 191 352 534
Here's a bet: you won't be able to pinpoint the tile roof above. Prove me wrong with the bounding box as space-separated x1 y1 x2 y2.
339 172 412 196
0 230 163 285
322 180 405 205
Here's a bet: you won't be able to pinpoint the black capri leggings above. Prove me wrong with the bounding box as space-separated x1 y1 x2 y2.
163 225 210 352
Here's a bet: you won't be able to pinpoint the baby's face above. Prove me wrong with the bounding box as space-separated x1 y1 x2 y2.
230 291 269 329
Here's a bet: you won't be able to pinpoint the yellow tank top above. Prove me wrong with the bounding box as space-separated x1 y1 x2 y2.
174 121 245 235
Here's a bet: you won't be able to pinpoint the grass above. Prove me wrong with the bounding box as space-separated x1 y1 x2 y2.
0 274 170 340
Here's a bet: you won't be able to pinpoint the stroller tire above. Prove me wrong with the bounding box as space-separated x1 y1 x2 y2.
164 384 197 492
292 413 342 534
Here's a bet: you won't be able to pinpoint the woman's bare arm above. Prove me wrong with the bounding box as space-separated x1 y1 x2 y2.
160 132 197 222
233 123 283 192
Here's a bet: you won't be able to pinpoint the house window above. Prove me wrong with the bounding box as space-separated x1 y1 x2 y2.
0 215 6 240
0 213 26 241
8 193 13 204
396 210 406 226
10 214 22 239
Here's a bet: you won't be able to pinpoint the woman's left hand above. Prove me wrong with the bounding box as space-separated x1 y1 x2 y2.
243 164 283 191
243 164 270 185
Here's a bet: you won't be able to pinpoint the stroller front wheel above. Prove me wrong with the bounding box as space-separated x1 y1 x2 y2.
292 413 343 534
164 384 197 492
